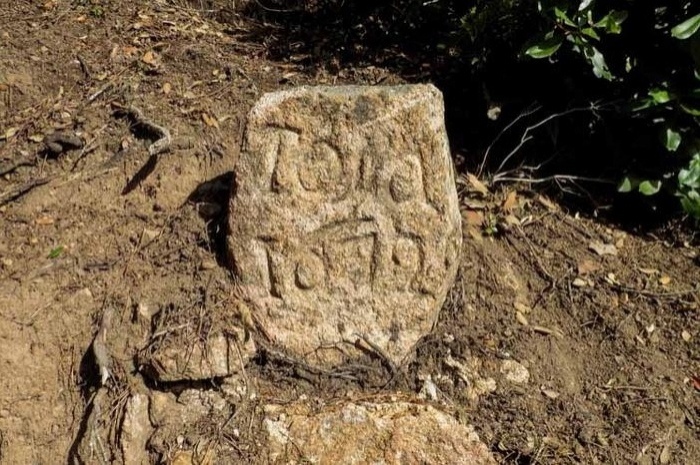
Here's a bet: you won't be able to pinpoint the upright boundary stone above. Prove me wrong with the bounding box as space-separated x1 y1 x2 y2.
228 85 461 366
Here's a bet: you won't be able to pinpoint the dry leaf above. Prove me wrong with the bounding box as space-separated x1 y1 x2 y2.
466 173 489 196
467 227 483 242
514 302 531 314
141 51 157 65
2 127 19 140
659 444 671 465
504 214 521 227
577 259 600 275
28 134 45 143
503 190 518 211
463 210 484 226
201 112 219 128
122 46 139 57
638 267 658 275
589 241 618 256
692 376 700 391
515 311 529 326
463 199 487 210
537 195 558 211
162 82 172 94
659 275 671 286
35 216 54 226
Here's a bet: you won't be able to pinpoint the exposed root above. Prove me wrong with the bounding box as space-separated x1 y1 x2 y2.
112 103 172 156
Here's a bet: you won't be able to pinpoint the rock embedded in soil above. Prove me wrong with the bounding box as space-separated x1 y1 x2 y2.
228 85 462 367
120 393 153 465
262 396 496 464
141 330 254 382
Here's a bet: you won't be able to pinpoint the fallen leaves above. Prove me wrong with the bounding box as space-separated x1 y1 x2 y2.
577 259 601 275
681 330 692 342
465 173 489 196
201 112 219 128
589 240 618 256
691 376 700 391
141 50 159 67
35 216 55 226
536 195 558 211
1 127 19 140
463 210 484 226
502 190 518 211
541 386 560 399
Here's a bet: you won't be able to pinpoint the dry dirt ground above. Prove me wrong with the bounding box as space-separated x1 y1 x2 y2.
0 1 698 464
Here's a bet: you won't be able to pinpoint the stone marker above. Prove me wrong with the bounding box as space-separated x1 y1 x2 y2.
262 397 496 464
229 85 461 366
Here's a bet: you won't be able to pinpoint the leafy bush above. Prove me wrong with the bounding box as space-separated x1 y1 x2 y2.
495 1 700 220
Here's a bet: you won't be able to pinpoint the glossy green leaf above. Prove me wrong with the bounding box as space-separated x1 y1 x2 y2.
584 44 612 80
578 0 594 11
648 88 672 104
680 103 700 116
581 27 600 40
525 36 563 58
638 180 662 196
595 10 627 34
680 192 700 220
618 176 637 193
554 7 575 26
671 13 700 40
631 98 654 112
679 154 700 189
664 128 681 152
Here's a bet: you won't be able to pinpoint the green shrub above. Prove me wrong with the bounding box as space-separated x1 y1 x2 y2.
502 1 700 220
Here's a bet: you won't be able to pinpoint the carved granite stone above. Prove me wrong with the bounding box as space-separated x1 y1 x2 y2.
228 85 462 366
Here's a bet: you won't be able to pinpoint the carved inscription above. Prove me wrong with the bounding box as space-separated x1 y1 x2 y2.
228 85 462 366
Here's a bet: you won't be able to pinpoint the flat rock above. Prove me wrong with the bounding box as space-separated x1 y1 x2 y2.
262 396 496 464
141 330 254 382
228 85 462 366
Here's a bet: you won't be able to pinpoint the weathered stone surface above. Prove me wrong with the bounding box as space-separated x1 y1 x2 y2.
262 396 496 464
142 330 255 382
120 393 153 465
228 85 462 366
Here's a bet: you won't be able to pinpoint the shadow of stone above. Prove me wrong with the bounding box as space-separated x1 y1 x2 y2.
66 341 101 465
186 171 237 269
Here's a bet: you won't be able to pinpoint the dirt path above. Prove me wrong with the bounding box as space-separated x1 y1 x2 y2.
0 1 698 463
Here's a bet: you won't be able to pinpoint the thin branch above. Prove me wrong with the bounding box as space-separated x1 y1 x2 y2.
477 103 541 177
254 0 300 13
494 103 602 175
491 174 616 185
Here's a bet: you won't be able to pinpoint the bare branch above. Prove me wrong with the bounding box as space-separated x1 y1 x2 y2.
477 103 541 177
491 174 616 185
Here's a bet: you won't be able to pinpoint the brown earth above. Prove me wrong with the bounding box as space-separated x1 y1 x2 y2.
0 1 698 464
